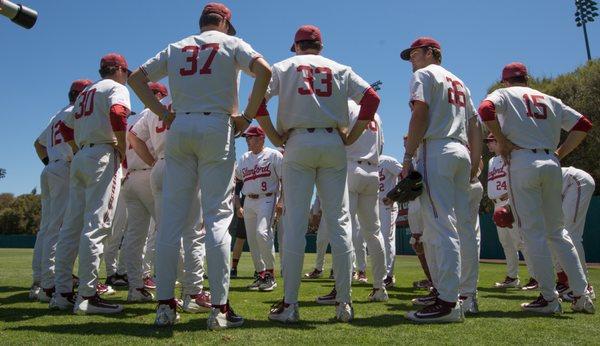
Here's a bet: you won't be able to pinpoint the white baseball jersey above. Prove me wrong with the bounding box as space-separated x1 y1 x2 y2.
378 154 402 198
125 112 154 171
484 86 585 150
561 166 594 198
346 100 383 164
265 54 372 132
235 147 283 195
409 64 477 144
63 79 131 146
37 105 74 162
487 155 509 201
130 96 172 159
140 30 261 114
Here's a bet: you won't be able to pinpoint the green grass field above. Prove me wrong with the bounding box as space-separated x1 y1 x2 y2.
0 249 598 345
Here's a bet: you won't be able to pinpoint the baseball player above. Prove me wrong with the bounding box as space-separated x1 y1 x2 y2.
479 62 594 314
33 79 91 302
129 2 271 329
103 190 129 287
304 196 334 279
121 82 167 302
400 37 481 323
378 154 402 287
50 53 130 314
318 99 387 303
129 93 211 314
142 217 157 289
235 126 282 292
263 25 381 323
554 166 595 300
230 179 247 278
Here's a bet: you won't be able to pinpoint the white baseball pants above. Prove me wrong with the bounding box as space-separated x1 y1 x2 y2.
155 114 234 305
54 144 122 296
122 169 155 290
508 150 587 300
39 160 70 290
459 181 482 297
143 218 156 277
243 195 277 272
314 217 329 272
281 130 353 305
379 201 398 277
496 225 520 278
104 190 127 276
347 161 386 289
417 139 471 303
554 171 595 278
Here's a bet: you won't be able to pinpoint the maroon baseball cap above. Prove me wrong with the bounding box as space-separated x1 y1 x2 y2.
400 37 441 60
202 2 236 35
148 82 168 96
493 206 514 228
483 133 496 143
101 53 129 72
70 79 93 93
243 126 265 138
502 62 528 81
291 25 322 52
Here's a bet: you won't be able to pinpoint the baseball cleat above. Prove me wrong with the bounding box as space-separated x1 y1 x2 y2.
521 277 539 291
230 268 238 278
368 287 389 302
335 302 354 322
460 294 479 314
207 303 244 330
143 276 156 290
105 273 128 287
412 288 439 306
589 286 596 300
39 287 55 303
561 291 575 303
384 275 396 288
494 276 520 288
520 294 562 314
352 271 358 281
304 268 323 279
97 283 116 296
259 273 277 291
413 279 432 290
572 294 595 314
316 288 337 305
268 299 300 323
329 269 335 279
357 271 368 283
406 299 464 323
155 299 180 326
556 282 571 296
127 287 154 302
49 292 76 310
182 291 212 313
247 277 262 291
28 282 41 300
74 294 123 315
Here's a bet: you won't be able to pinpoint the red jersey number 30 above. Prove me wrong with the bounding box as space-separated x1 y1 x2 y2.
74 88 97 119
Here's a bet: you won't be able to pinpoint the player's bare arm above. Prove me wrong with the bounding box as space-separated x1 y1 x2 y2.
233 58 272 134
34 139 48 164
114 130 126 160
402 100 429 177
482 119 517 164
128 132 156 167
555 130 588 160
467 117 483 180
128 71 172 126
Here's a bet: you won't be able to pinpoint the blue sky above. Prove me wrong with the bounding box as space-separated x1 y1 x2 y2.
0 0 597 194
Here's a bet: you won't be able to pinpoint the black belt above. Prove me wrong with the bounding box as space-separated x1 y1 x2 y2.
356 160 374 166
185 112 212 115
80 143 95 149
307 127 333 133
247 192 274 199
531 149 550 154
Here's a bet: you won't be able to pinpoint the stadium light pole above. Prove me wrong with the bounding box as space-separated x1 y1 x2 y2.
575 0 599 61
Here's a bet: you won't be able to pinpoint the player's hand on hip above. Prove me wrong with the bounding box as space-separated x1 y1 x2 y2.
400 161 414 180
163 111 176 130
232 114 250 135
498 138 517 164
236 207 244 218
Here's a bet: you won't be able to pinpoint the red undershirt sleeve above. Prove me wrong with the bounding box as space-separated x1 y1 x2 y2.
570 115 592 132
358 87 380 121
110 104 129 132
254 98 269 117
478 100 496 122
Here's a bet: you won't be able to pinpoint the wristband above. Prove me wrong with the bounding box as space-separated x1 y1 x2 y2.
242 113 253 124
403 152 414 162
42 157 49 165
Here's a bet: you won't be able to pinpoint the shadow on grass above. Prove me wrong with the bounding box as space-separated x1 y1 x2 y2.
0 286 27 294
0 306 157 323
0 291 30 305
469 310 573 320
481 293 539 301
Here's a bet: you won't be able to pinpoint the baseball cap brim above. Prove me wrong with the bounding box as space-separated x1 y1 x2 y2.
227 20 236 36
400 48 413 61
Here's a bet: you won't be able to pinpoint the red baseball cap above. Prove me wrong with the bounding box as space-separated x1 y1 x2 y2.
70 79 93 93
502 62 528 81
483 133 496 143
101 53 129 72
148 82 168 96
493 206 514 228
202 2 236 35
291 25 322 52
243 126 265 138
400 37 441 60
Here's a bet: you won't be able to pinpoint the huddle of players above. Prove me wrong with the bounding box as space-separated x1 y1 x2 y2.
28 2 595 329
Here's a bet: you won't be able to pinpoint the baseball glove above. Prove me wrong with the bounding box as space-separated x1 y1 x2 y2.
386 171 423 203
493 205 515 228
